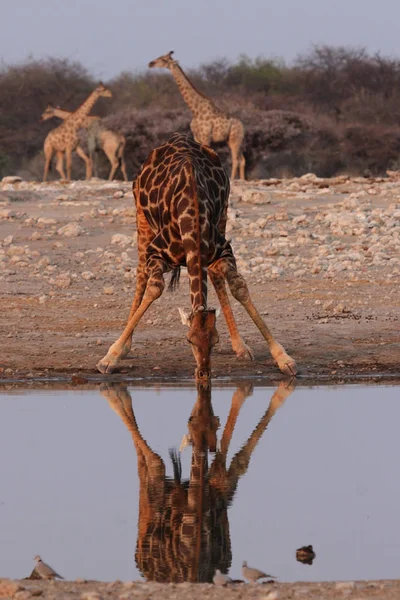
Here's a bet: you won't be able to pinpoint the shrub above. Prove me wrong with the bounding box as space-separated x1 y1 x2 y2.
4 47 400 180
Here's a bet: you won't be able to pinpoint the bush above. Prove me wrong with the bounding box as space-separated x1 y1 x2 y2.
4 47 400 180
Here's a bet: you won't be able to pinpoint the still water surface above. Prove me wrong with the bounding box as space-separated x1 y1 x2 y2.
0 383 399 583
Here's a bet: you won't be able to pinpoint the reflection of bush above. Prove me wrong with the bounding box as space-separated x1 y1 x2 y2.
3 47 400 179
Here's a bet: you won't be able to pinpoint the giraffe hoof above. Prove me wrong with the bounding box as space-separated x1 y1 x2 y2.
97 356 119 374
235 343 255 361
278 359 298 377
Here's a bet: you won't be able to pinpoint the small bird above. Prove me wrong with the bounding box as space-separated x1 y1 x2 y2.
296 544 316 565
213 569 232 586
33 555 64 580
242 560 275 583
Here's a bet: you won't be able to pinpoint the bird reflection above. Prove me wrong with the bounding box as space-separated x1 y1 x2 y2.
100 379 295 583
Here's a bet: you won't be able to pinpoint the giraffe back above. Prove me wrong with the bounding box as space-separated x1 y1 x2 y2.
134 133 233 310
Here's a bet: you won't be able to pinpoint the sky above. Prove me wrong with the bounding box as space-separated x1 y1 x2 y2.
1 0 400 80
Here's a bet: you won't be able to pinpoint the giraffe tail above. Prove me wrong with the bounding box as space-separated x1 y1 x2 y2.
168 266 181 292
168 447 182 483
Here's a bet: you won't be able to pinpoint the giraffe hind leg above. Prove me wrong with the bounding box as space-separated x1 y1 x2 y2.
214 259 297 376
55 152 66 180
209 269 254 360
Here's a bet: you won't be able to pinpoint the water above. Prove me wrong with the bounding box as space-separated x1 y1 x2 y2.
0 382 399 583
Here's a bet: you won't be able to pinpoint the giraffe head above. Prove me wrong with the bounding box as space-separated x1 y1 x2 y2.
148 50 177 70
187 381 220 452
40 104 57 122
183 308 219 381
95 82 113 98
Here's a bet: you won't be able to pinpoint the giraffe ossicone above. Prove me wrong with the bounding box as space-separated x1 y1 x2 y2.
97 133 297 380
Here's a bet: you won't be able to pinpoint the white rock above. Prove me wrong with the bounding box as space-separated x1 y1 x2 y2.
111 233 132 246
7 245 25 256
82 271 95 280
58 223 85 237
2 175 22 183
264 591 279 600
37 217 58 226
2 235 13 246
335 581 355 590
0 209 17 218
53 274 72 288
103 286 114 295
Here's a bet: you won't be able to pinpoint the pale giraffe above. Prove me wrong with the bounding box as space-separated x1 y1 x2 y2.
100 379 295 582
149 51 246 180
42 83 112 182
97 134 297 380
41 105 128 181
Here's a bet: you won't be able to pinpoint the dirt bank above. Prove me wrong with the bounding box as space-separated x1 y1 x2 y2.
0 174 399 386
2 577 400 600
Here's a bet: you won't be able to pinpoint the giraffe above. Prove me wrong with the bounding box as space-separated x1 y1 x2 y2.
87 119 128 181
148 51 246 180
40 105 128 181
97 133 297 380
100 379 295 582
40 105 99 181
41 83 112 182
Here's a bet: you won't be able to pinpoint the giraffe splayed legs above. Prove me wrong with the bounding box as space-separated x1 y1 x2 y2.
97 134 297 380
100 379 296 582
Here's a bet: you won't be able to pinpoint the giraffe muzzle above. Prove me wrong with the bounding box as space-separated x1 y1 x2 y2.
195 367 211 381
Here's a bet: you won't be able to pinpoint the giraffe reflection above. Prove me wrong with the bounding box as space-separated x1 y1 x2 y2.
100 380 295 583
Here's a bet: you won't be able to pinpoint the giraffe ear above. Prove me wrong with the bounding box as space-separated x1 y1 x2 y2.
179 433 192 452
169 50 174 58
178 307 191 327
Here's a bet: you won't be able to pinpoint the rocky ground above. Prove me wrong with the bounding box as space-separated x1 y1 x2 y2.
2 577 400 600
0 172 399 385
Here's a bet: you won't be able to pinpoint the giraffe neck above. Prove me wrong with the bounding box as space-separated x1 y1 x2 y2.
52 108 71 119
170 63 213 116
54 107 99 128
69 90 101 127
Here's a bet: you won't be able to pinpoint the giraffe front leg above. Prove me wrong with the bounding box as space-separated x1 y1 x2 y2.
239 151 246 181
43 147 53 182
76 145 92 179
209 268 254 360
221 259 297 376
120 270 149 358
97 262 165 374
120 156 128 182
65 149 72 182
269 378 297 412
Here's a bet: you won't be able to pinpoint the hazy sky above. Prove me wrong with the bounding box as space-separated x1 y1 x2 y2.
2 0 400 79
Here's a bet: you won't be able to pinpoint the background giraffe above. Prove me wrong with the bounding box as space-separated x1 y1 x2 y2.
149 51 246 180
42 83 112 182
100 380 295 582
40 105 99 181
41 105 128 181
97 134 296 379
